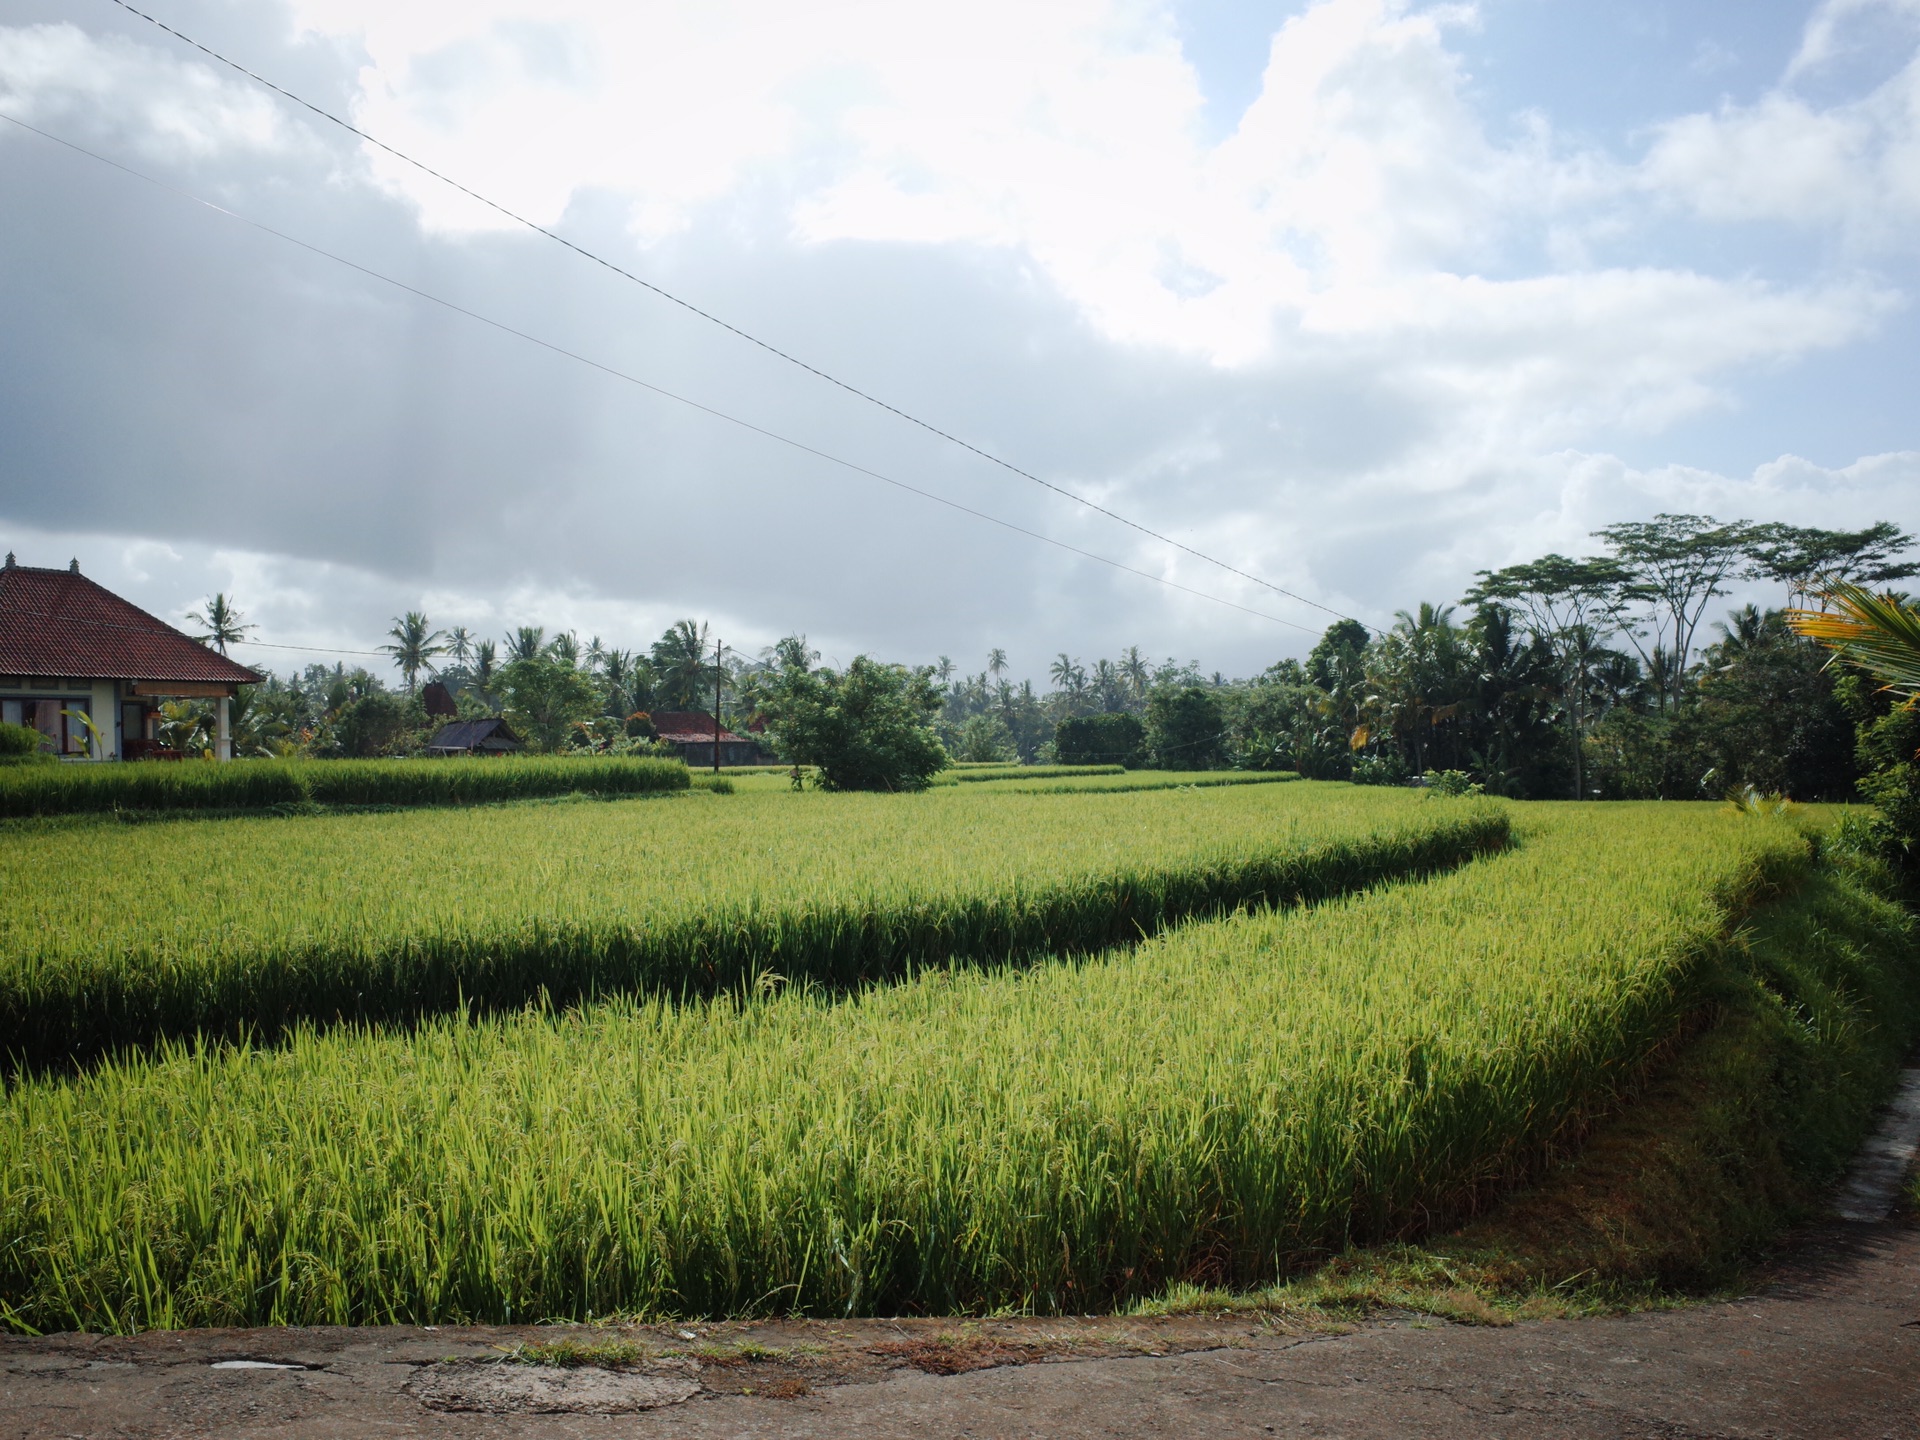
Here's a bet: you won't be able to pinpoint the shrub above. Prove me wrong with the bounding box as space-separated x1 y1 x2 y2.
0 721 50 765
1054 712 1145 767
1422 769 1483 797
1145 686 1224 769
762 655 947 792
1351 752 1406 786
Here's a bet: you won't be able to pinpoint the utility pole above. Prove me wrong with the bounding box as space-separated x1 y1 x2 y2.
712 638 723 774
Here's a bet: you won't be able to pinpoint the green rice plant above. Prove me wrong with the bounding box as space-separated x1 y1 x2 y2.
966 770 1300 795
0 804 1808 1331
0 783 1503 1067
0 755 689 817
931 764 1125 784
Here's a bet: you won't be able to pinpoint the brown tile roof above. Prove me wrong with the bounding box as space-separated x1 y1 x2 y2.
648 710 748 743
0 563 262 684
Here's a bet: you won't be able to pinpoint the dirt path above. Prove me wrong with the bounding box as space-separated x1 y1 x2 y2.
3 1216 1915 1439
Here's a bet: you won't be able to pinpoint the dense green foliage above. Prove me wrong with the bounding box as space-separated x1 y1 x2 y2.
0 722 48 765
497 656 602 751
0 784 1502 1066
0 804 1809 1330
760 655 948 791
0 754 688 818
1054 713 1145 767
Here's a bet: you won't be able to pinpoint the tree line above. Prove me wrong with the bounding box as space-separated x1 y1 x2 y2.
175 513 1916 833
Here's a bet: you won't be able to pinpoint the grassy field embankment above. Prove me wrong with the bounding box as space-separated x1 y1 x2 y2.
0 803 1834 1332
0 783 1501 1067
0 755 689 817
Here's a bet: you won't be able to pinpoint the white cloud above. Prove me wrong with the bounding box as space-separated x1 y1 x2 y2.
1642 1 1920 243
2 0 1917 673
0 22 295 163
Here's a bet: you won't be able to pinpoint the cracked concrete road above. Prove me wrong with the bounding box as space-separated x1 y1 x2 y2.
3 1219 1914 1439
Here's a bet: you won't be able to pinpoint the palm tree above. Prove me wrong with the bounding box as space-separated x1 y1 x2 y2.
586 635 608 672
1049 653 1081 692
382 612 447 693
1789 583 1920 698
987 648 1008 682
1120 646 1149 702
651 619 712 709
473 639 498 693
935 655 956 687
188 593 254 655
506 626 545 663
445 626 475 667
548 630 581 669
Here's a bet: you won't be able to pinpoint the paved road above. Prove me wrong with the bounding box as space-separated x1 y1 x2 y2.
3 1218 1914 1438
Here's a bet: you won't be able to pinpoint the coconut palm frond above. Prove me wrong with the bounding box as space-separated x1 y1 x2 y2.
1787 582 1920 697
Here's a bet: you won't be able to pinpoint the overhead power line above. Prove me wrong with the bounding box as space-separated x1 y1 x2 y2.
1 112 1324 638
2 605 385 655
98 0 1376 637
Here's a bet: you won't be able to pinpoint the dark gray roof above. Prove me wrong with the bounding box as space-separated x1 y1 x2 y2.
426 718 522 751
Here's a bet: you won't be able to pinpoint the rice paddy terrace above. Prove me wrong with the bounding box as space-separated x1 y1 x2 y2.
0 765 1909 1333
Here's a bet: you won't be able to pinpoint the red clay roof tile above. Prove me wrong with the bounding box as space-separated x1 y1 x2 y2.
0 565 262 684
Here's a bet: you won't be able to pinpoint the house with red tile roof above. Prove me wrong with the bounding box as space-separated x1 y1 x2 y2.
646 710 764 768
0 553 261 760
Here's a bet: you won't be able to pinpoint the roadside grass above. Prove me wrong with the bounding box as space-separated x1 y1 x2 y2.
1130 843 1920 1324
502 1336 647 1368
0 782 1499 1068
0 803 1809 1332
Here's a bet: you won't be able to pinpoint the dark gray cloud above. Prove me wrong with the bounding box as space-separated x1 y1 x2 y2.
2 0 1917 683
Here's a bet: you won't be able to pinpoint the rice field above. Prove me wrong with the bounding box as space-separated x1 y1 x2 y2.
0 754 688 817
0 782 1501 1066
0 804 1810 1331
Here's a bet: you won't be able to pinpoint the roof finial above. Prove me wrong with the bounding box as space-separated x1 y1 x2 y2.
2 552 13 569
68 558 79 573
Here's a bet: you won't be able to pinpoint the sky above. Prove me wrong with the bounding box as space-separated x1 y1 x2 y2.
1 0 1917 682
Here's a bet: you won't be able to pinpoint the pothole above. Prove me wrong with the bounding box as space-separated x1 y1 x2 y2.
406 1363 700 1415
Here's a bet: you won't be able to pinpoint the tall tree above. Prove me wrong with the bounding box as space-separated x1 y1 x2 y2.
506 626 546 663
1747 522 1918 607
1468 555 1628 797
1595 514 1756 711
547 630 581 669
187 593 254 655
987 648 1009 683
381 612 446 693
651 619 714 710
445 626 475 667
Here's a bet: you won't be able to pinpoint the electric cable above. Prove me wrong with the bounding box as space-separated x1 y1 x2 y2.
97 0 1378 635
0 111 1323 639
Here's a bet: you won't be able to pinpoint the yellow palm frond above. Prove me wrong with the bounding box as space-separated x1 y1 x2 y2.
1787 582 1920 698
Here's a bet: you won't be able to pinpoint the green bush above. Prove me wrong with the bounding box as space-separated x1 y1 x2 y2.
762 655 947 792
1351 753 1407 786
1145 686 1224 769
1054 713 1146 767
1422 769 1483 797
0 721 50 766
